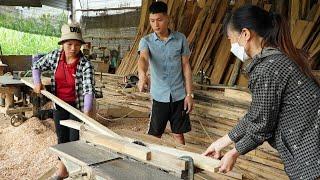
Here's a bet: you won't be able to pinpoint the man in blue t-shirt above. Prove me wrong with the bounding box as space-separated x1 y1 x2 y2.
137 1 193 145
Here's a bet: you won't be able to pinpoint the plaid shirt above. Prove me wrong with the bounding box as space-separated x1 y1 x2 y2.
228 47 320 179
32 49 95 111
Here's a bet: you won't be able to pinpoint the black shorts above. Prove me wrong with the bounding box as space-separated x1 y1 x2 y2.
147 97 191 136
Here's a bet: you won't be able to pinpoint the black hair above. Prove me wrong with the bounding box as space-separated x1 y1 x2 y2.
149 1 167 14
227 5 318 86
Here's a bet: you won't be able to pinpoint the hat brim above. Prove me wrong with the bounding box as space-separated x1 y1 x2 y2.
58 39 85 45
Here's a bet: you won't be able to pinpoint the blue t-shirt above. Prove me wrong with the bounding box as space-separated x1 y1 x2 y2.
138 31 191 103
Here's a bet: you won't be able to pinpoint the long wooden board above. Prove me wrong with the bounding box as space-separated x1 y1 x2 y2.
21 77 122 138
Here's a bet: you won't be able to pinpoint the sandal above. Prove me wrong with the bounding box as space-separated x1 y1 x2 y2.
49 174 69 180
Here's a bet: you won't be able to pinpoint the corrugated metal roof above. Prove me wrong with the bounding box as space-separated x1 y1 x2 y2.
0 0 71 10
0 0 41 7
41 0 72 10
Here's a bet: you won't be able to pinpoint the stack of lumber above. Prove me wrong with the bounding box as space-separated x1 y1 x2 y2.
92 73 289 179
289 0 320 69
116 0 320 88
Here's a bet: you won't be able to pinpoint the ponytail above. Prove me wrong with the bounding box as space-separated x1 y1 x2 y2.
228 5 319 86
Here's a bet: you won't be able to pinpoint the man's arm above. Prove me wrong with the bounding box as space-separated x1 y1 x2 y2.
182 55 192 95
137 50 150 92
182 55 193 113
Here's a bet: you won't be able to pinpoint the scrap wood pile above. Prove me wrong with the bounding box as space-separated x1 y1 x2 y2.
94 73 289 180
116 0 320 88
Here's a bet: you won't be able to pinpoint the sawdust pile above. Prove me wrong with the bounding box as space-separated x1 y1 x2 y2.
0 117 58 180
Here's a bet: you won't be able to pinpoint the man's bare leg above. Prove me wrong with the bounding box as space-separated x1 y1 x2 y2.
172 133 185 145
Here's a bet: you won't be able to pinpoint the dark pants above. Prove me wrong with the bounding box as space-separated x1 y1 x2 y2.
53 103 81 144
148 97 191 136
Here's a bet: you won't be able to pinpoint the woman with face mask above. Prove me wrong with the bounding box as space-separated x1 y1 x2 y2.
202 5 320 179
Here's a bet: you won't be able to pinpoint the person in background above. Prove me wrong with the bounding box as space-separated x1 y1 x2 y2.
202 5 320 179
32 23 95 180
137 1 193 145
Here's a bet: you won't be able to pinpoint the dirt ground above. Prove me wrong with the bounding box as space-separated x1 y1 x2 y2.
0 114 58 180
0 107 176 180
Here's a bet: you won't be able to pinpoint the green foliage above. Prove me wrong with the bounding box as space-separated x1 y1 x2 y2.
0 27 60 55
0 12 67 37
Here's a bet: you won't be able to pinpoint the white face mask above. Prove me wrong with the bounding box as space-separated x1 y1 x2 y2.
230 34 250 62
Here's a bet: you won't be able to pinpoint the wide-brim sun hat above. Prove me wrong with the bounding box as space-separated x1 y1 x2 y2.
58 23 85 45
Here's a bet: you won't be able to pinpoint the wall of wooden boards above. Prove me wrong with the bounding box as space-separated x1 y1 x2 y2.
116 0 320 88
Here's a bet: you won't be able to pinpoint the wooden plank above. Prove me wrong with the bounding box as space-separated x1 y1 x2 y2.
300 0 309 19
296 21 315 49
236 63 249 87
290 0 300 31
195 0 228 73
80 129 187 173
117 131 229 176
98 107 150 118
194 103 246 120
291 20 309 46
21 77 122 139
60 120 84 130
193 23 220 73
306 3 320 21
309 31 320 57
190 1 216 68
224 89 252 103
228 58 242 86
81 131 152 161
210 36 232 84
146 143 220 173
223 64 234 84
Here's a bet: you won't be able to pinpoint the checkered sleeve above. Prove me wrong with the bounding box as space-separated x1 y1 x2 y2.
228 114 248 143
82 61 95 95
32 50 58 71
233 73 281 155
